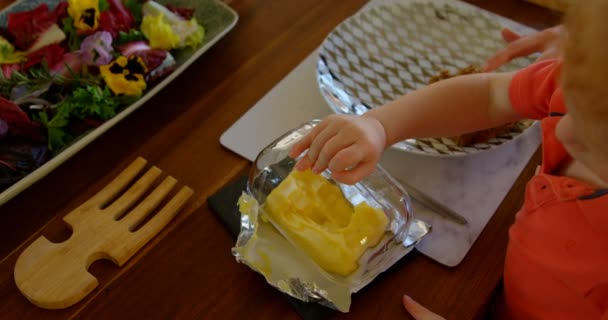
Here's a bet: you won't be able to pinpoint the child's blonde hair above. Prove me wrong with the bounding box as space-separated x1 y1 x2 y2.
561 0 608 154
562 0 608 116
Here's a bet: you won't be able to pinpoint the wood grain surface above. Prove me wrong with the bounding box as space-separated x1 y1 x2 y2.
0 0 561 319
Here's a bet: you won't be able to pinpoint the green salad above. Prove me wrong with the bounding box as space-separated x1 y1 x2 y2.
0 0 205 192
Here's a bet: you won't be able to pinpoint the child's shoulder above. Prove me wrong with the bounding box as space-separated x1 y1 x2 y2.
509 59 565 120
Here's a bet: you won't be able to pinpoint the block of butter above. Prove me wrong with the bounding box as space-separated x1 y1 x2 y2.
232 120 428 312
263 169 388 276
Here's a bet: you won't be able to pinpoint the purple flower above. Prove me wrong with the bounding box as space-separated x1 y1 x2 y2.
80 31 114 66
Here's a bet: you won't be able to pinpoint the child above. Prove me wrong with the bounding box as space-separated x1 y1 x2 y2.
289 0 608 318
484 25 563 72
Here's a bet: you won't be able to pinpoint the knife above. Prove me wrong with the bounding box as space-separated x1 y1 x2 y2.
400 180 469 226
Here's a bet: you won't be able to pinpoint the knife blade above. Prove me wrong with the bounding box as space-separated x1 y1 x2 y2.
400 180 469 226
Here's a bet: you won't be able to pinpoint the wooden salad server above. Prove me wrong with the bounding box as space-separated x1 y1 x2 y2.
14 157 193 309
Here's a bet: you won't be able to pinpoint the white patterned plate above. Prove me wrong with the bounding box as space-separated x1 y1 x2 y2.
317 0 536 156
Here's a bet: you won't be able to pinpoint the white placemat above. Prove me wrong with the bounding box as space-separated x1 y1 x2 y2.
220 0 541 266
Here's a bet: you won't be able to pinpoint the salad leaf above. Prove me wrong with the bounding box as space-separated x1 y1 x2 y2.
67 85 119 120
165 4 194 20
0 119 8 138
9 63 53 103
0 62 100 99
52 85 119 123
115 29 145 46
0 96 43 140
50 52 83 77
99 0 135 38
147 52 176 84
25 24 66 54
123 0 143 25
38 84 137 150
37 109 69 151
99 0 110 12
61 16 84 52
6 3 68 51
3 43 69 79
22 44 66 71
0 140 49 191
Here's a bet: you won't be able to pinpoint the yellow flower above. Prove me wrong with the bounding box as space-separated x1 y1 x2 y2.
99 56 148 96
140 1 204 50
68 0 99 32
140 13 181 50
0 36 25 64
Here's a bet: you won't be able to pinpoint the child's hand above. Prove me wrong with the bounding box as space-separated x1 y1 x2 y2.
402 295 446 320
288 114 386 185
484 25 563 71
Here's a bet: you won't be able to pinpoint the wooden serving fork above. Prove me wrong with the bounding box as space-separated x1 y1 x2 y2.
14 157 193 309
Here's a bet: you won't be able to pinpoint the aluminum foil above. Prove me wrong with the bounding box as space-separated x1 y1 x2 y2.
232 192 431 312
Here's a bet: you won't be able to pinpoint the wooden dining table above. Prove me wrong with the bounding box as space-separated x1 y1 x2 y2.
0 0 561 319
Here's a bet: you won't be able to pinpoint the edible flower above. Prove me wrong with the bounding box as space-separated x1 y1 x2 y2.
99 56 147 96
140 13 180 50
119 41 166 70
80 31 114 66
0 36 25 64
67 0 100 33
141 1 204 50
119 41 176 83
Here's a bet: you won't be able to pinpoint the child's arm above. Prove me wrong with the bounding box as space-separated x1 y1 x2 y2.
367 71 521 147
290 71 523 184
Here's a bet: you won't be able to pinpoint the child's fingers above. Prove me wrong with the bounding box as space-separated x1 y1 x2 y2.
294 154 314 171
311 135 356 174
501 27 521 43
306 125 338 168
331 160 376 185
327 145 363 174
402 295 445 320
289 138 311 159
484 33 542 71
289 119 331 159
289 126 321 159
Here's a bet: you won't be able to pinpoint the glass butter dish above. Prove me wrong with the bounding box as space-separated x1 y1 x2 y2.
232 120 430 312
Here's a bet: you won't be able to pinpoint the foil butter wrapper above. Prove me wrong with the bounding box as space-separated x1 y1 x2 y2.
231 120 431 312
232 192 431 312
